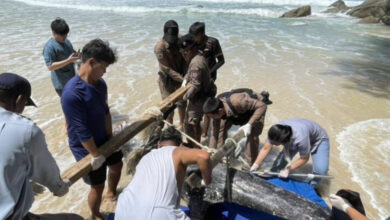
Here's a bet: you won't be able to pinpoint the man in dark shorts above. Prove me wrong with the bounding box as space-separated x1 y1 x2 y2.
189 22 225 138
43 18 81 97
155 20 186 128
179 34 215 148
61 39 122 220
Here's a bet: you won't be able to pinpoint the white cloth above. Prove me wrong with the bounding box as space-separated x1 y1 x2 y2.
0 107 63 220
115 146 189 220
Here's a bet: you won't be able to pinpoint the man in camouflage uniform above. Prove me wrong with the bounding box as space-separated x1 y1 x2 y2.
179 34 215 148
189 22 225 138
203 89 272 164
155 20 186 127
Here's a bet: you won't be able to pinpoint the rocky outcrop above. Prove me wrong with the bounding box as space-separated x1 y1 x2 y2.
280 5 311 18
347 0 390 24
323 0 351 13
359 15 382 22
381 14 390 24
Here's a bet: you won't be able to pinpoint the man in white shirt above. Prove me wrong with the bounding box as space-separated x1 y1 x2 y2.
0 73 81 220
115 126 212 220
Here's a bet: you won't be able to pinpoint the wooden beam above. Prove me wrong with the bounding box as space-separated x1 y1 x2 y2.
185 129 245 189
61 85 190 184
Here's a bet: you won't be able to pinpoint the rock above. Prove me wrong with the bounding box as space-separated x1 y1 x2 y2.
196 4 203 8
323 0 351 13
381 14 390 24
280 5 311 18
348 0 388 18
359 15 381 22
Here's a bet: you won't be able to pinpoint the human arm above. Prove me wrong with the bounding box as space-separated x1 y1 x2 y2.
183 65 202 100
154 44 183 83
330 194 370 220
179 148 212 185
251 141 273 171
209 54 225 74
287 154 310 172
28 126 69 196
217 119 230 149
47 53 80 71
209 118 221 149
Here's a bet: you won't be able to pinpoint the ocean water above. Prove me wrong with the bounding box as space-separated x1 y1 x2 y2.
0 0 389 218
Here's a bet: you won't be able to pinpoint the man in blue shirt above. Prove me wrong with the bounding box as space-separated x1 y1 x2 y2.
61 39 121 220
43 18 81 96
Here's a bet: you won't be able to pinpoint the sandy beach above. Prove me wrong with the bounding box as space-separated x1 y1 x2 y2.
1 0 389 218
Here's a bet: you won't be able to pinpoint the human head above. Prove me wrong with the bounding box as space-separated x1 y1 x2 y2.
51 18 69 43
203 97 225 119
267 124 292 146
260 91 273 105
189 22 205 44
0 73 37 113
80 39 117 82
157 126 182 148
178 34 198 62
163 20 179 45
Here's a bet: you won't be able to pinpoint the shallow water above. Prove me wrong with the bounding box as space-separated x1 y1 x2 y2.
1 0 389 218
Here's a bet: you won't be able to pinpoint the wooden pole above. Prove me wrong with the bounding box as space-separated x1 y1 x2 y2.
185 129 245 189
61 85 190 184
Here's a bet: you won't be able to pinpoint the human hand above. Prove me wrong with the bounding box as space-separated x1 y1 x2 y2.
68 52 81 63
181 79 187 87
53 179 70 197
91 154 106 170
329 194 350 213
239 123 252 137
278 169 289 178
250 163 259 172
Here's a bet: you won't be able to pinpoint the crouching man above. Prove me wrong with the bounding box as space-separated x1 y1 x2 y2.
115 127 212 220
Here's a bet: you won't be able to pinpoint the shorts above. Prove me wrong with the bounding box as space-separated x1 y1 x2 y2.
82 151 123 185
158 77 185 108
185 99 204 125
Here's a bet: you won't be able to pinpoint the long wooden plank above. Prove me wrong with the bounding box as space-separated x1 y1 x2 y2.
61 85 190 184
185 129 245 189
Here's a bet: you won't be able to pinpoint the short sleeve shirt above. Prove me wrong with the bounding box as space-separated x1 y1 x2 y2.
201 36 223 72
43 38 76 90
61 75 109 160
279 118 328 156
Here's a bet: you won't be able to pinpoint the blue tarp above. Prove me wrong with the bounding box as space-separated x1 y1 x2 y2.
267 177 328 209
107 178 328 220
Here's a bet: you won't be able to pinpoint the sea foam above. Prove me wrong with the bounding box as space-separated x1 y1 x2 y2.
336 119 390 219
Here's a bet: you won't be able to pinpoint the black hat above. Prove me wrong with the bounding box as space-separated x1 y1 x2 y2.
178 34 196 50
163 20 179 44
203 97 221 114
0 73 37 107
189 22 205 35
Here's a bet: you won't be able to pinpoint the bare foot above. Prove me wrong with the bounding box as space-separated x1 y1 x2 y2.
91 213 104 220
103 192 117 201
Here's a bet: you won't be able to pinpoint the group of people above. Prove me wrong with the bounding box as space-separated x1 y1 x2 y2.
0 17 369 220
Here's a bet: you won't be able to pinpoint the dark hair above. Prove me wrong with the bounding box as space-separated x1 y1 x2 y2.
0 89 17 104
81 39 117 64
51 18 69 35
203 97 223 114
268 124 292 144
159 126 182 145
178 34 197 50
260 91 273 105
189 22 205 35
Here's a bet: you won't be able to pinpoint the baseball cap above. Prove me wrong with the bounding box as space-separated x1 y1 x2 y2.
178 34 196 50
163 20 179 44
189 22 205 35
0 73 37 107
